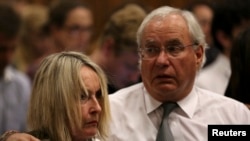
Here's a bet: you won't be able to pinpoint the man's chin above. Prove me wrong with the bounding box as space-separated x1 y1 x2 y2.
154 83 177 91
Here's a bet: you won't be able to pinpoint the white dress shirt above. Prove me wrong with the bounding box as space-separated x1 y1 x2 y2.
195 53 231 95
108 82 250 141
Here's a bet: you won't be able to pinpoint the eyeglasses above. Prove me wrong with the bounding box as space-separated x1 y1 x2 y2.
139 43 198 60
63 25 93 37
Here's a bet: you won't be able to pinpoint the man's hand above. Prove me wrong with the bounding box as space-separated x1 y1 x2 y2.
5 133 40 141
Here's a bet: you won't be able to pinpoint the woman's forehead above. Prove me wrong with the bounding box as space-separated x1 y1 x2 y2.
80 66 100 91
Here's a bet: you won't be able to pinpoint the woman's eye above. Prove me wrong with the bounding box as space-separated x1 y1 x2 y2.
96 90 102 100
80 94 88 101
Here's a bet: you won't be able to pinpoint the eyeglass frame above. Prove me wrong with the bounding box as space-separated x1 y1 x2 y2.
139 42 199 60
62 24 93 37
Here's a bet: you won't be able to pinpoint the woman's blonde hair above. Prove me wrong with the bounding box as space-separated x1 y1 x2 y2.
27 51 110 141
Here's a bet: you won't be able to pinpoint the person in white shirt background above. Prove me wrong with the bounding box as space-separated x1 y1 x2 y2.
195 0 250 95
0 3 31 135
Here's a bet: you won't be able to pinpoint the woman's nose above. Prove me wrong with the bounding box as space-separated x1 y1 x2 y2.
90 98 102 113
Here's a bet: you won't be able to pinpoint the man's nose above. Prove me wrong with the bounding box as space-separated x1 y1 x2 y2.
155 49 171 65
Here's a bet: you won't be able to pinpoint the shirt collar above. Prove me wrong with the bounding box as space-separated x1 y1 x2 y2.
143 85 198 118
143 86 162 114
177 86 198 118
3 65 14 82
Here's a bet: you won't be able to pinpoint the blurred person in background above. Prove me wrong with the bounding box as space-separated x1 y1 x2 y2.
225 27 250 109
185 0 218 68
13 4 51 81
195 0 250 94
46 0 93 53
185 0 214 49
14 0 94 82
0 3 31 134
90 3 147 93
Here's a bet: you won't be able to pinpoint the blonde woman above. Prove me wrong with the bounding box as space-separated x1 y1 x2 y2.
1 51 110 141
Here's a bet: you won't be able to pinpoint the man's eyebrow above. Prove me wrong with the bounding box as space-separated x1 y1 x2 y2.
166 39 182 44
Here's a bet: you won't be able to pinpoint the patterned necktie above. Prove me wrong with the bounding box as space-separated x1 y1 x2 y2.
156 102 177 141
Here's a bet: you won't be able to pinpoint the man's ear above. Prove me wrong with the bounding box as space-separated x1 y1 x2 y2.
195 45 204 69
101 38 115 56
